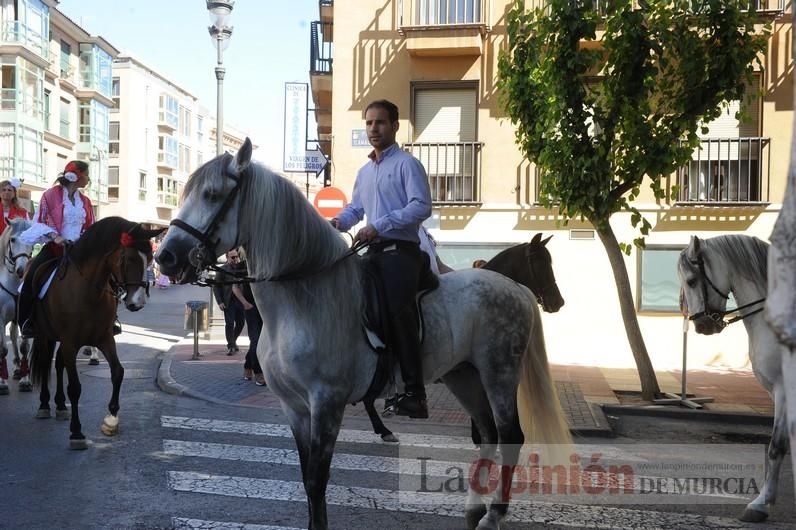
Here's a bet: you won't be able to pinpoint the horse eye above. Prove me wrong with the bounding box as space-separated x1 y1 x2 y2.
203 189 218 202
9 238 15 243
686 278 697 288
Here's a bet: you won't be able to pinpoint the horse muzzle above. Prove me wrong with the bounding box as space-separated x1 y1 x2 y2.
691 314 725 335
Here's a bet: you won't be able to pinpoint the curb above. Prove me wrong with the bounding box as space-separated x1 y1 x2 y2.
156 348 230 407
601 404 773 426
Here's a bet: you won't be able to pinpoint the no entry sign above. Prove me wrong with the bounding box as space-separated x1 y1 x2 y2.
314 186 347 219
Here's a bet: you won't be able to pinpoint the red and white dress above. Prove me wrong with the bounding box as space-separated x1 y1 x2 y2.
20 185 94 245
0 204 30 233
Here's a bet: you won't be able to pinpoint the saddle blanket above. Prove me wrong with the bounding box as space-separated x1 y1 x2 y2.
16 269 57 300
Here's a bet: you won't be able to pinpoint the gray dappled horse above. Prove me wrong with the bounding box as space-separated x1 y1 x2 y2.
678 235 789 522
156 139 571 530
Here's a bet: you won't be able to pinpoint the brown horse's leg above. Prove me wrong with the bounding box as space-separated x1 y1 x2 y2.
363 398 397 443
98 336 123 436
61 344 86 450
54 345 69 420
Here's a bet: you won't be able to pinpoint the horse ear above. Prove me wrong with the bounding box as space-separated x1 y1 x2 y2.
541 235 553 246
146 227 166 239
687 235 701 259
236 138 253 171
530 233 542 246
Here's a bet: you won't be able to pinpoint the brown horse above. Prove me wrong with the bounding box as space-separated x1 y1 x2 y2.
31 217 163 449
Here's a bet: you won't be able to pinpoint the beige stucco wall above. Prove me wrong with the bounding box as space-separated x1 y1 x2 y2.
325 0 792 373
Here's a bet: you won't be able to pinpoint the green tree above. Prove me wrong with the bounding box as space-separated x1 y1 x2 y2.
498 0 768 399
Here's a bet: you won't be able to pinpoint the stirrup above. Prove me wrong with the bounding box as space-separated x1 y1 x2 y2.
20 320 35 339
113 320 122 336
388 392 429 419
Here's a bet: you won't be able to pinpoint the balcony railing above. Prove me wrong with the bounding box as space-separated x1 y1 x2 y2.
400 0 489 26
675 137 770 204
527 0 784 16
404 141 482 204
319 0 333 6
0 21 48 60
310 21 333 75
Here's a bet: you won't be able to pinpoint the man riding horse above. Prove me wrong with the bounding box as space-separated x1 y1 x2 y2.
331 99 433 419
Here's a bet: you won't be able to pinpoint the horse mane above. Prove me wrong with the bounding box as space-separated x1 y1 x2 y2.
192 158 363 361
69 216 144 266
699 234 769 289
486 243 526 269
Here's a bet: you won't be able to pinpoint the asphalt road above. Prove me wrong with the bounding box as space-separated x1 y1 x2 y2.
0 283 793 530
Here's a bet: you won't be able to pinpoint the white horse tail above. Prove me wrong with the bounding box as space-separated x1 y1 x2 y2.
517 306 572 448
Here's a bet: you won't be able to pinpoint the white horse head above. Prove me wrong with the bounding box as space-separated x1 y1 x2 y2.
1 217 33 279
678 234 768 335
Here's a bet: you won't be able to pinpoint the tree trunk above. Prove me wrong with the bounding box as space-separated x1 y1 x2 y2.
595 223 661 400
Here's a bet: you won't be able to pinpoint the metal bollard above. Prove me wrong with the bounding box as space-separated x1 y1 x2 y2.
184 301 209 360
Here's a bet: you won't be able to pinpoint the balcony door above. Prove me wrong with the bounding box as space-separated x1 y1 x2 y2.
683 81 762 202
412 86 478 202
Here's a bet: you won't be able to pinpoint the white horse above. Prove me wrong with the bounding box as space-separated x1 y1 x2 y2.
0 217 32 394
156 139 571 530
678 234 788 522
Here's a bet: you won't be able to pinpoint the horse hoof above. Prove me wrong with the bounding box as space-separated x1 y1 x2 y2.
69 438 89 450
380 433 399 444
88 358 100 366
36 408 51 419
739 508 768 522
18 381 32 392
55 409 70 421
465 506 487 530
101 414 119 436
0 385 8 396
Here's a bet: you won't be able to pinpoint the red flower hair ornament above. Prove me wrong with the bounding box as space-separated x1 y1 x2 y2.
120 232 134 248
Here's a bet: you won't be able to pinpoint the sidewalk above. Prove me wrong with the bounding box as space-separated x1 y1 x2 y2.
157 322 774 436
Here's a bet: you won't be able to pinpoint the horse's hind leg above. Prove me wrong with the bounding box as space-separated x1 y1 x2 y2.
741 384 789 522
61 344 87 449
441 363 497 530
54 347 69 420
33 339 54 418
97 338 124 436
0 343 8 395
13 326 32 391
364 398 398 443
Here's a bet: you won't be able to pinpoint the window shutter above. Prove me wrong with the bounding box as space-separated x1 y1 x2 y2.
413 88 476 142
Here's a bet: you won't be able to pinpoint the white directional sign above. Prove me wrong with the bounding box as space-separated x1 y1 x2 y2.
283 82 308 173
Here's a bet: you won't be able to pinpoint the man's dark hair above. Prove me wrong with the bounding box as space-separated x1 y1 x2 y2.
365 99 399 123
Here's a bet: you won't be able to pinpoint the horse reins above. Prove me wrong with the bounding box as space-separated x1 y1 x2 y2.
524 244 558 307
687 254 765 328
173 158 370 286
0 235 30 301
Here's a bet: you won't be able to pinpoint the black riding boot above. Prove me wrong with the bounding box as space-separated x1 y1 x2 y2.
390 308 428 419
17 280 35 339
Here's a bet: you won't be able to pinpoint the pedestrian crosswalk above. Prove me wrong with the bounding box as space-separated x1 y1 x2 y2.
161 415 787 530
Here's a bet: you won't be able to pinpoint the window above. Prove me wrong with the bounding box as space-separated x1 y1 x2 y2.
111 77 120 108
158 94 178 129
179 143 191 174
157 175 178 206
179 106 191 137
638 247 684 313
60 40 71 77
79 43 112 97
78 100 109 145
435 243 510 270
678 77 765 203
158 135 178 168
43 89 50 131
409 85 480 203
109 121 119 157
138 172 147 201
107 166 119 201
59 97 70 139
197 116 203 144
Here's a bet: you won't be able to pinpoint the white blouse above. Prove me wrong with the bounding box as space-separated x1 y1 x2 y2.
21 186 88 245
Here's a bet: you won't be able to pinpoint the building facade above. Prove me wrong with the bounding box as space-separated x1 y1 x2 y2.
0 0 116 214
311 0 792 371
85 55 247 229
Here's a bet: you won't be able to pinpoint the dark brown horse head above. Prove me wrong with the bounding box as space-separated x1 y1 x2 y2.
483 233 564 312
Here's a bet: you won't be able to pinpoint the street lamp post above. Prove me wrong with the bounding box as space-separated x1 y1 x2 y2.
206 1 234 326
207 1 234 156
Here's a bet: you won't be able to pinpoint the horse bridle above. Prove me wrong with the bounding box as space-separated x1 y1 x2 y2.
686 254 764 328
525 244 558 306
113 246 151 300
4 236 30 275
169 158 243 273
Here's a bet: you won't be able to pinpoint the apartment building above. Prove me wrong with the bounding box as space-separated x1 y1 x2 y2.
310 0 792 370
79 56 248 229
0 0 116 213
